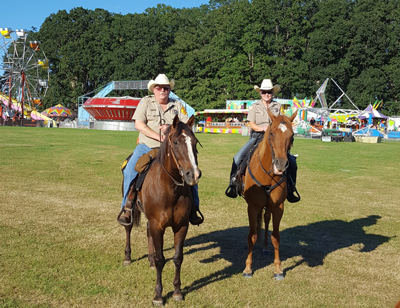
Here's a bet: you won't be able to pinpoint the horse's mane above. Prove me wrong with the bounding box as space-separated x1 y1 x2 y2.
155 120 193 164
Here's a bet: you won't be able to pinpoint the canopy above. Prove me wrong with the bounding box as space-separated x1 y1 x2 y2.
42 104 74 117
357 104 388 120
195 109 249 116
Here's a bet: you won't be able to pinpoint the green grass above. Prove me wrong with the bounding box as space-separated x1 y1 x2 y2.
0 126 399 307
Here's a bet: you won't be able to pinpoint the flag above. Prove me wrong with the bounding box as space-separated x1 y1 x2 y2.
372 100 378 109
292 97 301 108
379 100 384 108
302 97 307 108
310 98 316 107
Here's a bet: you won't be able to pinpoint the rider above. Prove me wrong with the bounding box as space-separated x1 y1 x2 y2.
225 79 300 202
118 74 203 225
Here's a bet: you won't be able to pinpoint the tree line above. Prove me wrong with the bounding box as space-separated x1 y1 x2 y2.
23 0 400 115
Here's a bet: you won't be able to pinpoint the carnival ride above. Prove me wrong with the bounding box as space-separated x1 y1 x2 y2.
0 28 50 122
79 80 195 131
295 78 361 138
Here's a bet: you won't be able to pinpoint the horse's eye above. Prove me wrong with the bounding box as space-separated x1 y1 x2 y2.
173 140 178 145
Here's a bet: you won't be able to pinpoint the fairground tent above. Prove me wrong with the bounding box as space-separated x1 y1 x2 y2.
357 104 388 120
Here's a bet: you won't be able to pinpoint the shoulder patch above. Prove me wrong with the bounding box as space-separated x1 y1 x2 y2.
180 106 188 115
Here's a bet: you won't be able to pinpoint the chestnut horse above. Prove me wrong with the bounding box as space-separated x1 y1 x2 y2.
122 115 201 306
240 109 297 279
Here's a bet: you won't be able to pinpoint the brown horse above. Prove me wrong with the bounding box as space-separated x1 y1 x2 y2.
122 115 201 306
240 109 297 279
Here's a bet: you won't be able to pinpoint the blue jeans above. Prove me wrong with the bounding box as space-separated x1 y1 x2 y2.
121 143 151 209
121 144 200 210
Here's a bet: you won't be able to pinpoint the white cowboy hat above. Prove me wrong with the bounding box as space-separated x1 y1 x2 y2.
254 79 281 94
148 74 175 93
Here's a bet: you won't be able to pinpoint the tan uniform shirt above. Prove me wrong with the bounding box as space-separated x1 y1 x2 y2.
247 100 282 126
132 95 189 148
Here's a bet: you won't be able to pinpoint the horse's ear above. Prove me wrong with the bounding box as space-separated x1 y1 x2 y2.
267 108 276 122
289 109 298 122
172 114 180 129
186 115 195 129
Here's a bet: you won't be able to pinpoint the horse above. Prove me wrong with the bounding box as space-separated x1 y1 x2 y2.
121 115 201 306
240 109 297 279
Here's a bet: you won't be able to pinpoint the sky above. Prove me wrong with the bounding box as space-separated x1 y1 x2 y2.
1 0 210 31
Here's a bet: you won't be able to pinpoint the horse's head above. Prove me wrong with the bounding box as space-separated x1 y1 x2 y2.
266 109 298 175
167 115 202 186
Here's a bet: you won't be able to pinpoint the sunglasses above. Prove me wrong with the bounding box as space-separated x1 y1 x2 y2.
261 90 273 95
154 86 171 92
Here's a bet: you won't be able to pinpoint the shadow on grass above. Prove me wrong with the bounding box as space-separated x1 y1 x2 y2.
181 214 392 294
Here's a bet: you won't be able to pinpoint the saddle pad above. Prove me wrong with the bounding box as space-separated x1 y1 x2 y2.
135 148 159 173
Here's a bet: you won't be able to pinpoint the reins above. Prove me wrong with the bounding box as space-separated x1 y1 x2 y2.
247 128 288 197
160 134 185 186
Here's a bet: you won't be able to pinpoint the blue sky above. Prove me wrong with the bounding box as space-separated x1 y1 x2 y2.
1 0 210 31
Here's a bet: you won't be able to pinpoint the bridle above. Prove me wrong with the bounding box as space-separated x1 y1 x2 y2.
161 129 202 187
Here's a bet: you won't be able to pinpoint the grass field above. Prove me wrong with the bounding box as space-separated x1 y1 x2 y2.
0 126 399 308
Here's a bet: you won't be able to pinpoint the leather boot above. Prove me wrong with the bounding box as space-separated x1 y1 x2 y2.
117 190 136 226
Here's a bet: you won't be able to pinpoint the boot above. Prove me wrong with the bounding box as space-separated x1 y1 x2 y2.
117 207 133 226
117 190 136 226
225 176 238 198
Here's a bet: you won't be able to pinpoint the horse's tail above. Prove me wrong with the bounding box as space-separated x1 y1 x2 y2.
132 206 141 227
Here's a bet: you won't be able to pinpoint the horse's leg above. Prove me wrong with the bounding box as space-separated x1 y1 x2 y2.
172 225 188 302
263 209 271 254
149 223 166 306
270 203 284 280
123 224 133 266
147 221 155 269
243 206 259 278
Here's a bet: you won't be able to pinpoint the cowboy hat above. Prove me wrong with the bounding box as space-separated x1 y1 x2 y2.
254 79 280 94
148 74 175 93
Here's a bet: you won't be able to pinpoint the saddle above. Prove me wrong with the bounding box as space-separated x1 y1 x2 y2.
118 149 159 226
236 134 264 196
133 148 159 191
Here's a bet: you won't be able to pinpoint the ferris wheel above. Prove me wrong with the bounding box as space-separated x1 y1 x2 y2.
0 27 50 117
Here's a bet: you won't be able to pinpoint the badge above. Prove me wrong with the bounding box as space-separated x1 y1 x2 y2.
174 109 179 115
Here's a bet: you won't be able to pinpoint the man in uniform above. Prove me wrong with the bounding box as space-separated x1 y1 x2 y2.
118 74 203 225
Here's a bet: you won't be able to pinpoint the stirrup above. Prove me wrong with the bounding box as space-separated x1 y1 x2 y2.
287 188 301 203
117 206 134 226
225 185 238 198
190 209 204 226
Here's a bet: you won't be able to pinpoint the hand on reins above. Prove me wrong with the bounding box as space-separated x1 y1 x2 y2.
159 124 170 134
159 124 170 142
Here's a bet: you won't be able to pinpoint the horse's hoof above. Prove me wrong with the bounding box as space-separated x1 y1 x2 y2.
243 272 253 278
150 265 156 270
274 273 284 280
173 293 183 302
123 260 131 266
152 299 164 306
